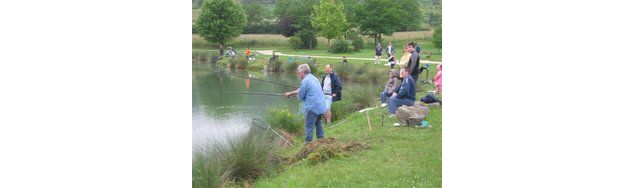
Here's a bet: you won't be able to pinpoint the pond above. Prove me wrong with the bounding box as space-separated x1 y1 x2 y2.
192 63 301 150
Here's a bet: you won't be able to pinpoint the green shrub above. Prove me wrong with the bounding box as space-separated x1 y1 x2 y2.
346 85 381 110
330 100 356 121
192 131 281 186
432 26 442 49
284 61 299 72
352 37 364 51
237 58 248 69
334 64 354 81
297 30 318 49
267 59 282 72
265 107 304 134
328 39 349 54
289 36 302 50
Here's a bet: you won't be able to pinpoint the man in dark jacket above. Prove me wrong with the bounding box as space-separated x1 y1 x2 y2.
388 67 416 116
406 42 421 82
321 64 342 124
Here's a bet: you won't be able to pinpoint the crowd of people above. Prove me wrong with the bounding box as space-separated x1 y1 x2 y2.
283 41 441 144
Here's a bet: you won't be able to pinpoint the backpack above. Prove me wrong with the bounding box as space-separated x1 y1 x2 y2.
421 93 441 104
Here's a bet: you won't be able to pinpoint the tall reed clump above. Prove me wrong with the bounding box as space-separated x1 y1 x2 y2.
267 59 283 72
330 84 382 120
265 107 304 134
333 63 388 84
192 131 282 187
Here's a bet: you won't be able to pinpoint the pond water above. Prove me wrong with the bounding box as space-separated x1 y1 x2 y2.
192 63 301 150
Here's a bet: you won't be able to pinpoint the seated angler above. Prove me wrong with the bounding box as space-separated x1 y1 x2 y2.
387 67 416 117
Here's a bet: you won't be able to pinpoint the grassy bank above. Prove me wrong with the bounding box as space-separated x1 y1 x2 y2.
254 87 442 187
193 52 439 85
192 78 442 187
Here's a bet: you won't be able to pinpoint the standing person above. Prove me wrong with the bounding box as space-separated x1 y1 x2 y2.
386 42 396 58
285 64 327 144
387 67 416 116
415 43 421 54
387 42 396 68
433 64 442 95
398 44 412 68
380 69 399 107
321 64 342 125
374 43 382 64
406 42 421 82
245 47 251 62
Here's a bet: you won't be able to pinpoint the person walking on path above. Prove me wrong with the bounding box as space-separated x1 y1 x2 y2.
374 43 382 64
285 64 327 144
406 42 421 82
321 64 342 125
387 67 416 116
245 47 251 62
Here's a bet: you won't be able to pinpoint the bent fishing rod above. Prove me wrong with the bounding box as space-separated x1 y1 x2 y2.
193 90 293 97
213 68 299 88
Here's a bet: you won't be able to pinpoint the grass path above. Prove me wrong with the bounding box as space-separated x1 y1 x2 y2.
254 87 442 187
192 49 441 65
256 50 441 65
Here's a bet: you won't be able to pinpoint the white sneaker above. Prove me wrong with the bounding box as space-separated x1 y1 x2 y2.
381 103 387 107
393 123 400 127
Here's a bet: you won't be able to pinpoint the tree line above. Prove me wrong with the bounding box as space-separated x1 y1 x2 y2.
195 0 441 53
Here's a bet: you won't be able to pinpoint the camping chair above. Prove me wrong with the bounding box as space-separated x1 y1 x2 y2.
418 63 431 84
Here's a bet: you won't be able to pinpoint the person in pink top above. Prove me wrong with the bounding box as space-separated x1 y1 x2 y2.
433 64 442 95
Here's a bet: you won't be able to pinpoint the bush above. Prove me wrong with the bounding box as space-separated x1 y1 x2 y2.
289 36 302 50
267 59 282 72
296 30 318 49
284 61 299 72
328 39 349 54
265 107 304 134
192 131 281 186
234 58 248 69
432 26 442 49
346 84 381 110
330 99 356 121
351 36 364 51
334 64 354 81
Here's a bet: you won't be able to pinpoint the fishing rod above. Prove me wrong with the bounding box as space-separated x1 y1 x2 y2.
193 90 290 97
251 118 295 147
213 68 299 88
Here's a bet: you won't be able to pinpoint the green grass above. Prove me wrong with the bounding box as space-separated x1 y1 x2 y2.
254 86 442 187
192 130 283 187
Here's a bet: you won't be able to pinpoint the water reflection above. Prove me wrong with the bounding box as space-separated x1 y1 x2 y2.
192 63 300 149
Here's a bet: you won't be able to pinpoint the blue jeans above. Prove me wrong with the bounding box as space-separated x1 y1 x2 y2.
380 90 391 103
388 96 415 114
305 110 324 143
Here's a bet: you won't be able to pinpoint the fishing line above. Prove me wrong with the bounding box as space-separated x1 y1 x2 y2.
193 90 291 97
213 68 299 88
251 118 295 147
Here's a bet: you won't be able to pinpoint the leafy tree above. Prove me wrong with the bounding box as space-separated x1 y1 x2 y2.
399 0 423 31
352 0 405 44
311 0 347 45
195 0 247 55
243 3 268 26
432 26 441 48
274 0 318 36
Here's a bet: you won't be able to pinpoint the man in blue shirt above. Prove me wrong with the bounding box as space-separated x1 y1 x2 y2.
388 67 416 116
285 64 327 143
